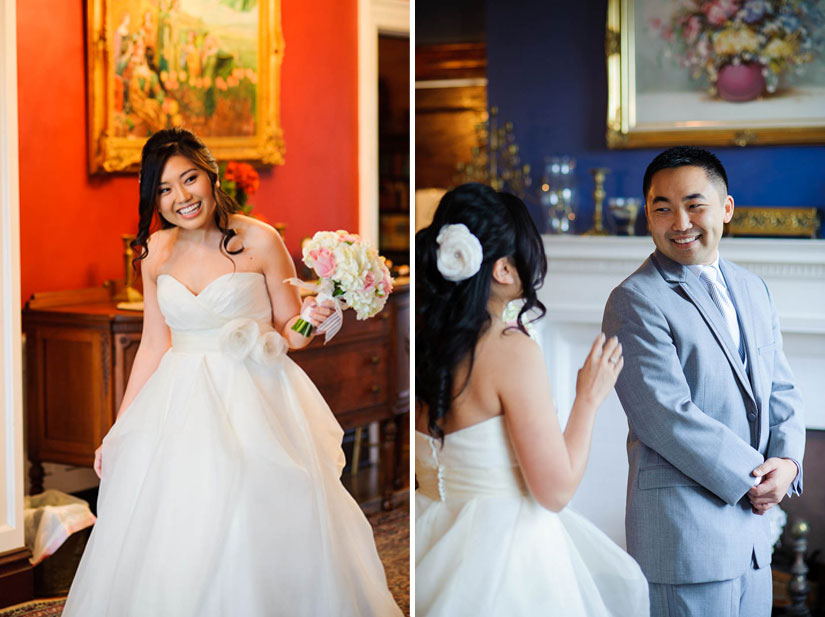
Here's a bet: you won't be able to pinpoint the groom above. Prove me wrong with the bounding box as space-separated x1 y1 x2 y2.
602 146 805 617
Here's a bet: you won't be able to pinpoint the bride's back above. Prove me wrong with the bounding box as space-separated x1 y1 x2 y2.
417 322 537 436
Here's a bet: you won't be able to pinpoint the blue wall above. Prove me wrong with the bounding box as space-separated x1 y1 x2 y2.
484 1 825 235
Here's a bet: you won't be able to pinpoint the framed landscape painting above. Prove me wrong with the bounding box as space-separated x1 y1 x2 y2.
87 0 284 173
606 0 825 147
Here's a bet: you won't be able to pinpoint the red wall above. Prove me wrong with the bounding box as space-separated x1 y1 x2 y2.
16 0 358 302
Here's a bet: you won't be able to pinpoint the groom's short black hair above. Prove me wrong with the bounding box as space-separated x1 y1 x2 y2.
643 146 729 202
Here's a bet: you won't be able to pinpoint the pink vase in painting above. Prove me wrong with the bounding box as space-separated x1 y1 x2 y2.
715 63 766 102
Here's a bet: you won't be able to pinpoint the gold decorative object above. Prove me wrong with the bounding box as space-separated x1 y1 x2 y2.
86 0 285 173
607 197 642 236
115 234 143 308
584 168 610 236
725 207 821 238
456 106 531 197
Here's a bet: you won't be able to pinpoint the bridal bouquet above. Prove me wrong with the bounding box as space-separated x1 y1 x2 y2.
288 230 393 341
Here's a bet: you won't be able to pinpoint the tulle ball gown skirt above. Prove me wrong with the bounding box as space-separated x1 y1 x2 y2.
415 418 649 617
62 273 402 616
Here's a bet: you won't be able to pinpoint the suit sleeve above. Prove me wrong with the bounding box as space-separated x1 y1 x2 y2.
602 285 764 506
762 281 805 494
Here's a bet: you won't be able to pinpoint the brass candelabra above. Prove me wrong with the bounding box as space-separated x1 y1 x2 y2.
456 107 531 198
584 167 610 236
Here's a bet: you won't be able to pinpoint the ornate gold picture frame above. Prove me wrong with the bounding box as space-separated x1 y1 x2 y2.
87 0 285 173
606 0 825 148
725 206 821 238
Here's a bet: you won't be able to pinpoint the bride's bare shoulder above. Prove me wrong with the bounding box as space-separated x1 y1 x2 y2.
231 214 285 250
482 327 544 379
142 229 176 277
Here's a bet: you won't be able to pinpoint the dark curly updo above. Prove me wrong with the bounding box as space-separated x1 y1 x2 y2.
416 183 547 441
132 127 243 265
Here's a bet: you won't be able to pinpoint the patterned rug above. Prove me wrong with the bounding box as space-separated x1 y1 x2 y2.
0 500 410 617
369 498 411 616
0 599 64 617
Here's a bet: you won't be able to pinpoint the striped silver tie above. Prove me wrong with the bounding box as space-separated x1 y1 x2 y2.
700 266 744 362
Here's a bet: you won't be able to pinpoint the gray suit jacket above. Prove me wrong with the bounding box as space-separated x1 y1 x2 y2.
602 250 805 585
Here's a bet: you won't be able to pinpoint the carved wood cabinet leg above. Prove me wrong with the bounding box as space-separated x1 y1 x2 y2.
381 418 397 510
29 460 44 495
393 413 406 490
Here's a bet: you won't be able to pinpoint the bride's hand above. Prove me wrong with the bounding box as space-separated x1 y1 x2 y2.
301 296 335 328
94 444 103 478
575 333 623 408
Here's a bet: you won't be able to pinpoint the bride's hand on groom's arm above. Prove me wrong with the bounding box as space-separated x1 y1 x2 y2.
575 333 624 408
747 457 798 515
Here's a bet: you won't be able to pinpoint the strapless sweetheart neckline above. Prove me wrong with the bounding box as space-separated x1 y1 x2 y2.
158 271 264 297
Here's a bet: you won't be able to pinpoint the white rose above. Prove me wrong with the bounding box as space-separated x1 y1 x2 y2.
252 330 287 365
436 223 483 282
218 318 259 361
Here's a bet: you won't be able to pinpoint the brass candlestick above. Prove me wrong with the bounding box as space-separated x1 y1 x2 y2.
115 234 144 304
585 167 610 236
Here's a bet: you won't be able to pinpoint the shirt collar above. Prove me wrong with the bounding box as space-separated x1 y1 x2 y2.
687 255 727 289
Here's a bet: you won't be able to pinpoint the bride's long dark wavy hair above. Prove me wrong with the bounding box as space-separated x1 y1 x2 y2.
132 127 243 265
416 183 547 441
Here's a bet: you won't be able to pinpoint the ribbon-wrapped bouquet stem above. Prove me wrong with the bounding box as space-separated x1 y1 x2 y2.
286 230 393 342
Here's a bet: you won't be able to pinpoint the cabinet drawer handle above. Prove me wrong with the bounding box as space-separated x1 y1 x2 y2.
370 355 381 365
370 384 381 393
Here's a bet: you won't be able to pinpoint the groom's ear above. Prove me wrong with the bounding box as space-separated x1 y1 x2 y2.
492 257 516 285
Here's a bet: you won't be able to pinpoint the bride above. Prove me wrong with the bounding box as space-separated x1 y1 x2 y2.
62 127 402 616
415 183 649 616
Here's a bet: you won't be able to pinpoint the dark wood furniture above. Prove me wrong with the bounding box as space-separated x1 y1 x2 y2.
415 43 488 191
22 281 409 509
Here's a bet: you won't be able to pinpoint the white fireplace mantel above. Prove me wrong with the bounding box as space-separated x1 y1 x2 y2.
536 235 825 546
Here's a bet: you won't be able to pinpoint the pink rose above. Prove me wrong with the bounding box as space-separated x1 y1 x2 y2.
309 247 337 279
379 271 393 295
335 229 359 242
363 271 376 292
684 16 702 43
702 0 740 26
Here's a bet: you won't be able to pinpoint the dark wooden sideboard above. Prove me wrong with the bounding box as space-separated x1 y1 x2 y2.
22 281 409 509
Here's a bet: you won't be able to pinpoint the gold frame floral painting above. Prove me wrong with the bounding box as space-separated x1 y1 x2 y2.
606 0 825 148
87 0 285 173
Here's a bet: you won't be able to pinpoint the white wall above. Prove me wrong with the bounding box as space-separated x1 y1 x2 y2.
0 0 26 556
538 236 825 547
358 0 409 247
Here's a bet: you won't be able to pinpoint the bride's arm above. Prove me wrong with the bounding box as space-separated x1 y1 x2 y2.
498 333 622 512
253 222 332 350
94 243 171 477
115 259 171 420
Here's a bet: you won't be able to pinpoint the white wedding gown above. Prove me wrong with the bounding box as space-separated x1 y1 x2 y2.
415 416 649 616
63 272 402 617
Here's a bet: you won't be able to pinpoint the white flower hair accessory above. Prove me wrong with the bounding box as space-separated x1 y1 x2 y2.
436 223 483 282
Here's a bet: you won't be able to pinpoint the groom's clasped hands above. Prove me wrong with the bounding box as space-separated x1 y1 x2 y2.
748 457 799 515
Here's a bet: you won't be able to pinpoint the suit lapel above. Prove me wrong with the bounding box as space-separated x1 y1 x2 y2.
652 251 756 405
